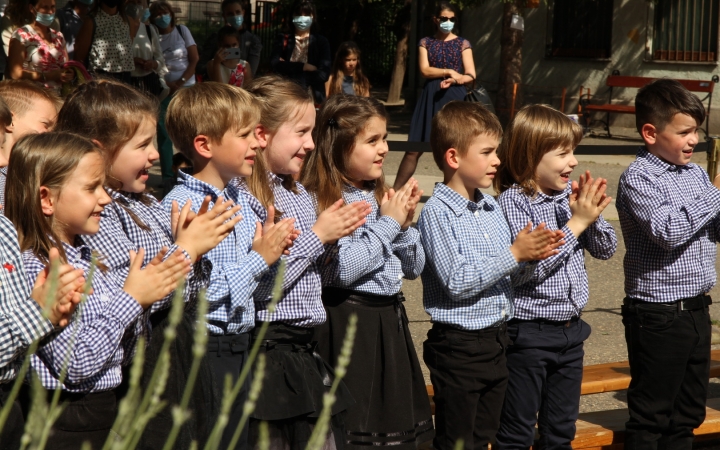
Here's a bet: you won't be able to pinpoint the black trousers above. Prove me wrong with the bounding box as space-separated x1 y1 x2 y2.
205 333 251 450
622 297 711 450
495 318 590 450
423 323 509 450
0 383 23 450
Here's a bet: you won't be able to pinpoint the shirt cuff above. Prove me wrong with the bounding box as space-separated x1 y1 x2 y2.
295 229 325 260
109 291 145 328
374 216 402 241
560 225 579 249
498 245 520 276
245 251 269 279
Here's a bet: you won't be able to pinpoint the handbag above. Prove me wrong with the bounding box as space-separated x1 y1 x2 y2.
465 78 496 114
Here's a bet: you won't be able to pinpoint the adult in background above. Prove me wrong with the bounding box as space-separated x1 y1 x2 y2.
270 0 330 105
73 0 134 83
197 0 261 78
126 0 167 99
2 0 60 79
392 1 475 190
7 0 74 94
57 0 92 60
149 0 197 193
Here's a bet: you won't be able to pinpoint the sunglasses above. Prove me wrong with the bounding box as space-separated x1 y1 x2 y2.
438 16 456 23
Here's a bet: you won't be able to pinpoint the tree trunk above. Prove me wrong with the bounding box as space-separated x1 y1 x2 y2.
386 1 412 104
496 0 524 125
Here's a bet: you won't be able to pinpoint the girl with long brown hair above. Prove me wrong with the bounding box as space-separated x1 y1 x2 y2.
325 41 370 98
5 131 190 449
300 94 433 449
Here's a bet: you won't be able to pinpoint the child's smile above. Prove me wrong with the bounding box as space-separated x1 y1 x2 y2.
536 146 578 195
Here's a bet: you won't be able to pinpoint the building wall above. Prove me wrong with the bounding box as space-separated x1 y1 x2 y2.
462 0 720 132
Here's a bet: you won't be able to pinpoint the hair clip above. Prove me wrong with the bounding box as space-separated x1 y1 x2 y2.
328 117 338 128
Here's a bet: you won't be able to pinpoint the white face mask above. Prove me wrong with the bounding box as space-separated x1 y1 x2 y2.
439 20 454 33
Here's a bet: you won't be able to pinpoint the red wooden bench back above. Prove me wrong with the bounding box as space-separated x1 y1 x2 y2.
606 75 715 93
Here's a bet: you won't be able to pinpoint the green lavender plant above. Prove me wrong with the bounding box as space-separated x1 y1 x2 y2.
161 291 210 450
305 313 357 450
202 260 287 450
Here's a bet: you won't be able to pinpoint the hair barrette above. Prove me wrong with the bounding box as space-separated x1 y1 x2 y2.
328 117 338 127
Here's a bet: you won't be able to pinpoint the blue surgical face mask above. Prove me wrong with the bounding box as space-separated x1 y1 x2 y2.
227 14 243 29
35 12 55 27
439 20 454 33
154 13 171 29
141 8 150 22
292 15 312 31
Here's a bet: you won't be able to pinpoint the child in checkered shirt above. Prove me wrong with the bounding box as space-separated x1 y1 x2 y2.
299 94 432 449
493 104 617 449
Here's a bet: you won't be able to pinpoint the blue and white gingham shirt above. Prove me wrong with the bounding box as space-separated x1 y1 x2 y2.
0 215 54 384
617 147 720 302
83 189 211 314
162 171 267 335
237 174 326 327
318 184 424 295
418 183 531 330
498 184 617 320
24 241 144 393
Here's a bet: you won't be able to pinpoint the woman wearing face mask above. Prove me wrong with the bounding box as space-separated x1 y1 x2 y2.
270 0 331 105
57 0 93 60
7 0 74 93
392 1 476 190
198 0 261 79
73 0 135 83
127 0 168 99
149 0 198 195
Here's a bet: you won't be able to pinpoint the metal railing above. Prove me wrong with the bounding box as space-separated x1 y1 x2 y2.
653 0 719 62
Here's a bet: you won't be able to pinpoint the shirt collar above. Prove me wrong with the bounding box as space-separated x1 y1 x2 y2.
0 166 6 176
527 183 571 205
177 169 238 200
433 183 490 216
636 146 695 177
61 238 92 263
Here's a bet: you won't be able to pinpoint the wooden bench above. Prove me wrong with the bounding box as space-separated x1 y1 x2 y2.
425 349 720 448
579 72 719 138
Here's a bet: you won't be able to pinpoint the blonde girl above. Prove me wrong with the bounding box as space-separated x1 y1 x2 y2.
241 75 371 450
5 132 189 449
493 104 616 449
325 41 370 98
300 94 432 449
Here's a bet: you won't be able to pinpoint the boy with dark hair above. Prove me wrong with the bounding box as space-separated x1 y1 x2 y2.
617 78 719 449
417 100 564 450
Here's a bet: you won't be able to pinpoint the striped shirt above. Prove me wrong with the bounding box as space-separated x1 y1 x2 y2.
237 174 326 327
498 184 617 320
617 148 720 302
319 184 424 295
418 183 531 330
0 215 54 384
24 241 143 392
162 171 267 335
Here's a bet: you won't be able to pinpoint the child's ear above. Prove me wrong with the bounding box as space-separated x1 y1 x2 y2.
255 124 268 148
641 123 657 145
5 112 14 134
193 135 213 160
91 139 104 149
39 186 55 217
444 148 461 170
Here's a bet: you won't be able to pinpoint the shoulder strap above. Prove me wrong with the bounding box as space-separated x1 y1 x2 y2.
177 24 189 45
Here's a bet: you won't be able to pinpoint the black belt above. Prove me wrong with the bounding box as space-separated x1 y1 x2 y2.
322 287 406 331
508 316 580 328
624 294 712 312
251 322 332 387
432 322 507 335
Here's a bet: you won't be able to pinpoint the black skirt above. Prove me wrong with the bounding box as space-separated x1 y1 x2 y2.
137 307 216 450
314 287 434 449
249 322 355 450
408 79 467 142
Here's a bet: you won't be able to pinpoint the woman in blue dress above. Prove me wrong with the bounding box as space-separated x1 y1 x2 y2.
393 1 476 189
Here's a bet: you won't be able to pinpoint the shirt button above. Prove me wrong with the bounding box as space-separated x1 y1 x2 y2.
474 211 479 217
501 309 506 316
484 233 489 238
398 273 403 280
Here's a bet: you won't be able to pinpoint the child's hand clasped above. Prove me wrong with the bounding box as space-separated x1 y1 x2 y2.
31 247 86 327
123 247 191 309
567 170 612 237
172 196 243 262
510 222 565 262
252 205 298 265
312 199 372 244
381 179 423 230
